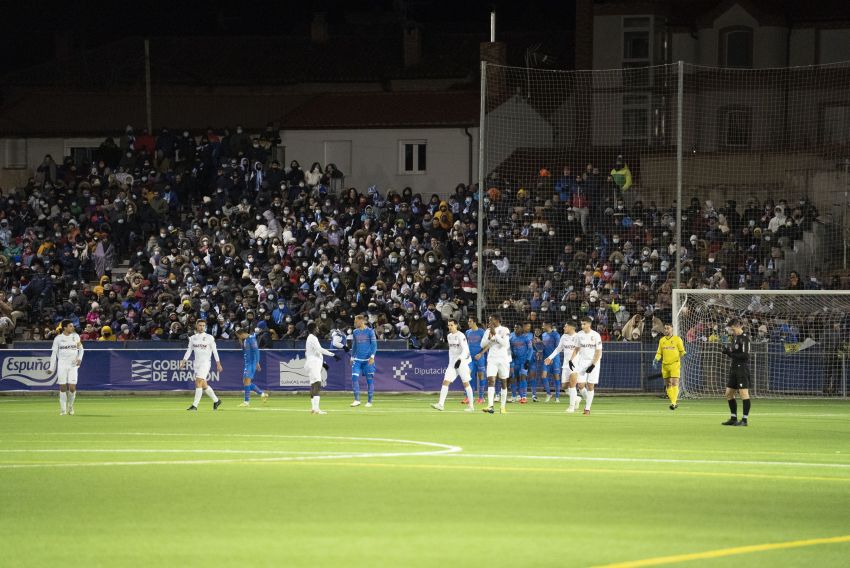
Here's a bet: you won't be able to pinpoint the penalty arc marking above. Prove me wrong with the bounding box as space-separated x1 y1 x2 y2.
0 433 463 469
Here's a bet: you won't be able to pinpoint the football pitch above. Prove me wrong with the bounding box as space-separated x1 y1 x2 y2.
1 394 849 568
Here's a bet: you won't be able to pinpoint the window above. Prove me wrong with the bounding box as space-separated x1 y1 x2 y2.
622 16 652 88
3 139 27 169
720 107 752 148
399 140 426 174
820 104 850 144
69 147 98 168
720 27 753 68
623 94 650 142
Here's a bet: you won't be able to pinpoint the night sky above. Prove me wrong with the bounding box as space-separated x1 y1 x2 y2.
0 0 577 77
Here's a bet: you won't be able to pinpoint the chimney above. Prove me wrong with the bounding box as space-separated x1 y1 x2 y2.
403 24 421 68
479 41 507 66
311 12 329 44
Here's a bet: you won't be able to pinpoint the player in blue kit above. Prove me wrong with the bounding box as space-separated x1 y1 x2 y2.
540 321 562 402
350 314 377 407
509 323 533 403
465 316 487 404
526 323 544 401
236 327 268 406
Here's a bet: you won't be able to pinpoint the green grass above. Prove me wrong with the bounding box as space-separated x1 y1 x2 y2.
1 393 850 568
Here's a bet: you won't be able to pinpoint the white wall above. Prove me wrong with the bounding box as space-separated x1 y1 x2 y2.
0 137 103 189
789 28 816 66
593 15 623 71
280 127 479 197
819 29 850 64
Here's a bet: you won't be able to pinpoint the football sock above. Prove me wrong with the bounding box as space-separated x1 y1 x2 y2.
352 376 361 401
580 387 588 400
59 391 67 412
568 387 577 407
742 399 751 421
250 384 263 395
479 377 486 399
469 377 477 397
487 386 495 408
438 385 449 406
366 378 374 403
728 398 738 418
244 385 251 402
311 396 319 411
68 391 76 406
530 378 537 396
500 384 507 408
519 378 527 398
585 390 595 410
510 381 518 398
193 388 203 407
670 385 679 405
543 378 551 395
204 387 219 403
464 385 474 407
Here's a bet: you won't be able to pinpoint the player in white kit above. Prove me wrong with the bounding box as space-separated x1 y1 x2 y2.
480 314 512 414
305 322 338 414
567 316 603 415
181 320 223 411
544 319 582 412
49 320 84 415
431 319 475 412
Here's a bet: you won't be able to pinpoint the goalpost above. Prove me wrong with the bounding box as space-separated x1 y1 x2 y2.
672 289 850 399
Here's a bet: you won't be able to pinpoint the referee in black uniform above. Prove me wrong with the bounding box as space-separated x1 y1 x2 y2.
722 318 751 426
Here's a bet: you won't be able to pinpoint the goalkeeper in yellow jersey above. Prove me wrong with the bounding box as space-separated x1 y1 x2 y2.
654 323 686 410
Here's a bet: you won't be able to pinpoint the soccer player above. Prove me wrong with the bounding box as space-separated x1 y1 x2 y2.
544 320 580 411
524 322 543 401
654 322 686 410
540 321 561 402
466 317 487 404
181 319 223 411
49 320 84 416
350 314 377 407
567 316 602 415
509 323 532 403
236 327 268 407
480 314 512 414
722 318 752 426
306 322 338 415
431 319 475 412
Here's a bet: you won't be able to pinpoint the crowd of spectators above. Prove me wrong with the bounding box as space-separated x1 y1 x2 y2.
0 130 845 348
481 157 845 344
0 125 480 346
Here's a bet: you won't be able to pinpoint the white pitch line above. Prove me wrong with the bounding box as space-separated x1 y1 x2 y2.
0 449 358 455
446 453 850 469
0 434 462 469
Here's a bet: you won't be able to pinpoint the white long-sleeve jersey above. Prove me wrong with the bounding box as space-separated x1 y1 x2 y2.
446 331 471 365
51 333 84 367
305 334 335 365
546 333 578 368
480 325 512 362
571 330 603 362
183 333 220 366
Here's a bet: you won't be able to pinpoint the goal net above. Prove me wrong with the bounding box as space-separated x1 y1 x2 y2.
673 289 849 398
478 60 850 341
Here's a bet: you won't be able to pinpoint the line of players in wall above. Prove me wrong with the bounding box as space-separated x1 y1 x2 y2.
48 313 698 419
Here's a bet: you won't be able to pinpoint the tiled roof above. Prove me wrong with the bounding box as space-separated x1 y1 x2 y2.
0 89 311 136
280 91 481 129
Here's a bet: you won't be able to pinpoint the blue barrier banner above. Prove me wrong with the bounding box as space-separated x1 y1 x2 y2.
0 347 667 392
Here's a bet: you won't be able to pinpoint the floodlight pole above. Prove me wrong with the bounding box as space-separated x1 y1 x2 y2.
477 61 487 323
490 11 496 42
675 60 683 290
